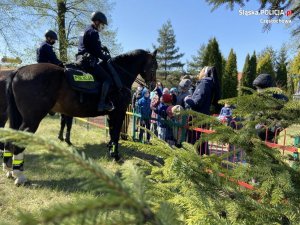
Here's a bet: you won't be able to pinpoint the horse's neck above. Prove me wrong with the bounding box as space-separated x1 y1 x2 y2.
115 63 139 88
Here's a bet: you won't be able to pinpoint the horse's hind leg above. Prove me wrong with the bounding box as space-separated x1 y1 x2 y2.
1 115 13 179
11 119 41 185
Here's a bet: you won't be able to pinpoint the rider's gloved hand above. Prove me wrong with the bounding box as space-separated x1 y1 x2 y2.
102 46 109 53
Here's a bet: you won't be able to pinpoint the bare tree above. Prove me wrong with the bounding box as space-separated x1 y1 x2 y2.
0 0 122 62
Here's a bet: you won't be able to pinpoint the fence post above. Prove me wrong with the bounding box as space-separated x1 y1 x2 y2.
132 107 137 140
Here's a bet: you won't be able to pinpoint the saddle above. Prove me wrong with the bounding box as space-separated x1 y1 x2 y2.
64 64 99 94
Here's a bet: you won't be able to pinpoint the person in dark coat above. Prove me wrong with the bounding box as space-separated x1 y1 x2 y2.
185 66 221 155
253 73 288 141
170 87 178 105
185 66 221 115
36 30 73 145
36 30 63 67
76 11 114 112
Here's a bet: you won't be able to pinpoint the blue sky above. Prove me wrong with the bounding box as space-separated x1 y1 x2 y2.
0 0 293 70
111 0 293 71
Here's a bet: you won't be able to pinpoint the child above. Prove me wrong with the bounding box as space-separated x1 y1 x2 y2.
137 88 151 143
166 105 176 146
150 91 160 136
170 87 178 106
155 93 172 141
218 103 233 125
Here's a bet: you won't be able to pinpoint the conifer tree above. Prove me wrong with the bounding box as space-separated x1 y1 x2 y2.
257 52 275 79
222 49 238 98
206 0 299 36
240 54 250 95
186 44 206 75
154 20 184 79
249 51 257 84
202 37 223 95
288 51 300 95
276 45 288 89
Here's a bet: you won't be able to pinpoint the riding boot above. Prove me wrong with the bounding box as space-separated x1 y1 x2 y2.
65 131 72 145
97 82 114 112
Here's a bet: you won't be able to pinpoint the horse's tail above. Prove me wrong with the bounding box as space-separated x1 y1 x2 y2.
6 70 22 129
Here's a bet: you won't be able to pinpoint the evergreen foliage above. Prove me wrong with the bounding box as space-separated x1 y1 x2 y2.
288 51 300 95
186 44 206 75
206 0 298 35
249 51 257 85
153 20 184 79
275 46 288 89
222 49 238 98
257 53 275 79
202 37 223 96
240 52 257 95
2 84 300 224
240 54 250 95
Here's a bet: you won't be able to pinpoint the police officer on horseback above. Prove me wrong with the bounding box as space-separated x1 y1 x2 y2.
36 30 63 67
36 30 74 145
77 11 114 112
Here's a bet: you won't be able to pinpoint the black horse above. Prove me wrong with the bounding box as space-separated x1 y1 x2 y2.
4 49 157 185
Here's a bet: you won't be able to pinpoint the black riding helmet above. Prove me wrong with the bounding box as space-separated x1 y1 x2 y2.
253 74 274 89
45 30 58 40
91 11 108 25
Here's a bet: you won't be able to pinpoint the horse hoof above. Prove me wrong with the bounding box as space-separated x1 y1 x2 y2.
6 171 13 179
65 140 72 146
109 151 120 161
14 175 27 186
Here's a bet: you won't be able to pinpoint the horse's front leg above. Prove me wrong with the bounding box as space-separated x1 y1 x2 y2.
107 109 127 161
11 147 27 185
2 144 13 179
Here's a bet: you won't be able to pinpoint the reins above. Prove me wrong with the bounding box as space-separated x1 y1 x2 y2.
112 62 149 88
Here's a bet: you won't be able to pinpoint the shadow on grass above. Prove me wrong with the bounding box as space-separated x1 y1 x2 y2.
79 142 164 165
21 140 163 193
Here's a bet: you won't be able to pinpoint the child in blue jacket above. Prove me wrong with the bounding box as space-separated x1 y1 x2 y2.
137 88 151 143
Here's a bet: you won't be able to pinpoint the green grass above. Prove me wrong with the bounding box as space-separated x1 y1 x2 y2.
278 124 300 146
0 115 157 225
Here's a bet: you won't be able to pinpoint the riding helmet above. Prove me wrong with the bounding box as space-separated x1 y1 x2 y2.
91 11 108 25
45 30 58 40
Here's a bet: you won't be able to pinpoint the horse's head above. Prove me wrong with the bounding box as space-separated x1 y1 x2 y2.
139 49 158 90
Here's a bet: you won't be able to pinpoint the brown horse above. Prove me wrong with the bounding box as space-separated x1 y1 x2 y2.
4 49 157 185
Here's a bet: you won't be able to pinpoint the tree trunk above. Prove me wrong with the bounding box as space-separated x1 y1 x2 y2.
57 0 67 62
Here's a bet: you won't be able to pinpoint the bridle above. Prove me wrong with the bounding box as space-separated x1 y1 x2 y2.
112 55 156 89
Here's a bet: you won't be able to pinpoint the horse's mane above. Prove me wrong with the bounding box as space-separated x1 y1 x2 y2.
111 49 150 64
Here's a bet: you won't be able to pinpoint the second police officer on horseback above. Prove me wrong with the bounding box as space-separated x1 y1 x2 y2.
77 11 114 112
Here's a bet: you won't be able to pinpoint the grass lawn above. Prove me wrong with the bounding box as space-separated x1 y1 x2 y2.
0 115 157 225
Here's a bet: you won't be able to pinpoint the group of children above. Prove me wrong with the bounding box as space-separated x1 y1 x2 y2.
133 84 185 146
133 82 234 147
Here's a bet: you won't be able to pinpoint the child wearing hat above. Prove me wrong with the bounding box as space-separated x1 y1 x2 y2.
155 93 173 140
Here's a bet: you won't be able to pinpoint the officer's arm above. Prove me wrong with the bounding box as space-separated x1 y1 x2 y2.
90 32 109 61
47 45 63 66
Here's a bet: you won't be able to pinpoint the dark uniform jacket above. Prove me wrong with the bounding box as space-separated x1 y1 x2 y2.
36 41 62 65
185 77 214 115
77 24 109 62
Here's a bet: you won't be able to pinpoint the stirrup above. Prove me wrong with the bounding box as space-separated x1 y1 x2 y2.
97 102 114 112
